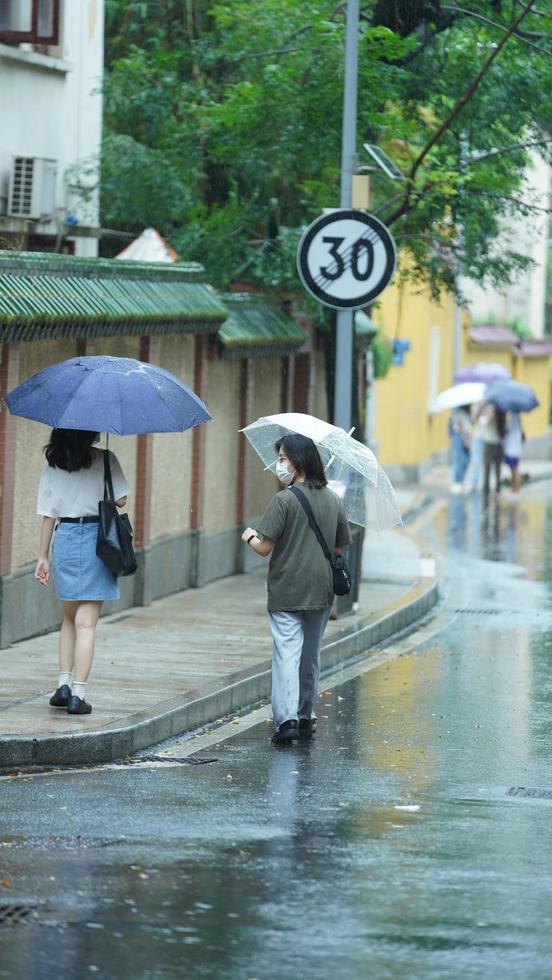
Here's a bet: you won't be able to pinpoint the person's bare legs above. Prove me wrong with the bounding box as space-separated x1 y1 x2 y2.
511 466 522 492
59 601 79 674
73 601 102 683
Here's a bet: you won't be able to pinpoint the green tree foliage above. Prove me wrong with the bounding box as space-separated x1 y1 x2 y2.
102 0 552 297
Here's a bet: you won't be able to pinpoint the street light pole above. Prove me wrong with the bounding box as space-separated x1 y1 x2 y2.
333 0 359 431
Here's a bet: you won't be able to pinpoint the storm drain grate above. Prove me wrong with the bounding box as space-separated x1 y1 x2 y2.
111 755 218 767
454 607 500 615
0 904 36 926
507 787 552 800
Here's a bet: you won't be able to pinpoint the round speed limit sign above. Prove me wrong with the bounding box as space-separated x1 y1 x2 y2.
297 209 396 310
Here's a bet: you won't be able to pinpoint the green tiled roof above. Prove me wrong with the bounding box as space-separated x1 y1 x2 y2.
218 293 306 358
0 251 228 341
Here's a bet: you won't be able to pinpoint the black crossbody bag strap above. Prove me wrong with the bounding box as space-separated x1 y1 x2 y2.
289 485 333 563
103 450 115 503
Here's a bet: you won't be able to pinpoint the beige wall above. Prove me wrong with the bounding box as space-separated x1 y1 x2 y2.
12 341 77 569
150 335 195 540
246 357 282 519
203 357 241 534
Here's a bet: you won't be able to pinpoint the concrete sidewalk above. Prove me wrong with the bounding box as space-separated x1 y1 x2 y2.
0 491 436 767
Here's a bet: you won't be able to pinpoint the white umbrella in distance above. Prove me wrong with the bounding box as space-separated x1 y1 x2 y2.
430 382 486 414
241 412 402 530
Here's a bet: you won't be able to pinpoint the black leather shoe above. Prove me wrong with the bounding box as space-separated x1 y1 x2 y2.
67 695 92 715
49 684 71 708
271 719 299 745
298 718 317 738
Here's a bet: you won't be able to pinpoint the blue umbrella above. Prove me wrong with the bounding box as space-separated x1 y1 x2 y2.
4 356 212 435
485 379 539 414
454 362 510 384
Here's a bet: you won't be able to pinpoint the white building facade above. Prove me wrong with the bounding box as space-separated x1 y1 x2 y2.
464 152 551 338
0 0 104 257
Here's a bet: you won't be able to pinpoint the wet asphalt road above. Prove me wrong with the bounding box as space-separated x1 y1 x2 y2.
2 486 552 979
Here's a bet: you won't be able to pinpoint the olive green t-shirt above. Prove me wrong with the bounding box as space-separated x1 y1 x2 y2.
256 484 352 612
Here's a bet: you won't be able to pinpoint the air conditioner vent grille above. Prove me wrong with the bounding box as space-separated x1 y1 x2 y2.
8 156 57 220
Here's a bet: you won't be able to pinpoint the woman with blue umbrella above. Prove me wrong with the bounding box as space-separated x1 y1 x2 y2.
6 355 211 717
35 429 129 715
484 380 538 495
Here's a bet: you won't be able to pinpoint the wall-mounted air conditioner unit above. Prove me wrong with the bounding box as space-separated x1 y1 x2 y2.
8 156 58 219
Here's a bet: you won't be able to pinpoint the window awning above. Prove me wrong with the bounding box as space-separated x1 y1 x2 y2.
217 294 306 358
468 324 518 348
0 251 228 342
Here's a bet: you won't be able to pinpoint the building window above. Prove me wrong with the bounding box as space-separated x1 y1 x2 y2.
0 0 59 45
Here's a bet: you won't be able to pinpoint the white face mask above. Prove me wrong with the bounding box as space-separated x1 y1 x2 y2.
276 460 295 485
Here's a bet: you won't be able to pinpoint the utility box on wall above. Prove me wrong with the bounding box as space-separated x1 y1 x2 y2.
8 156 58 219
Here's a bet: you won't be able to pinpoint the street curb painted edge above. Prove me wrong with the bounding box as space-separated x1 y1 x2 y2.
0 574 438 768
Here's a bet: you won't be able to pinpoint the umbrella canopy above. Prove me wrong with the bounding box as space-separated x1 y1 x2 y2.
454 362 510 384
241 412 402 530
4 355 211 435
430 382 486 414
485 380 539 414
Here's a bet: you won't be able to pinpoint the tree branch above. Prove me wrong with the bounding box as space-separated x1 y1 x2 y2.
442 5 549 53
385 0 539 227
453 135 552 169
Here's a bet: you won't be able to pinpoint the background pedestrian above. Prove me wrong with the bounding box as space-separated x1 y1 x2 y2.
35 429 128 715
480 404 506 495
450 404 471 493
241 433 351 745
503 411 524 492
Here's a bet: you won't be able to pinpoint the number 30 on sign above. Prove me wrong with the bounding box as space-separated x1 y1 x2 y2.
296 209 396 310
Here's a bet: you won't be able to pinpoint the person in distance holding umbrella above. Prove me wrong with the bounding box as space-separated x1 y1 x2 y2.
35 429 129 715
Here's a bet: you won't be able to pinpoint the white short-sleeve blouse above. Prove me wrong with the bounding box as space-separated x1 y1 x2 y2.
37 448 128 519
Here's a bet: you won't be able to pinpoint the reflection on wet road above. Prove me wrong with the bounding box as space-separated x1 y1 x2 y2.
2 484 552 979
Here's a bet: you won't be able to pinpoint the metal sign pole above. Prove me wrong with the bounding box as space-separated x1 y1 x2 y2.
334 0 359 431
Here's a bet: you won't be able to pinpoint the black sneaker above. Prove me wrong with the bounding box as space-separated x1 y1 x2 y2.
271 719 299 745
67 695 92 715
49 684 71 708
298 718 317 738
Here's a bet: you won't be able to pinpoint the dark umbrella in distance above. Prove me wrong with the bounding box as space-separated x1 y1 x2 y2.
4 355 211 435
485 379 539 414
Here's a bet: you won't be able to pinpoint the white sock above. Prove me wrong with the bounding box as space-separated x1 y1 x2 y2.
72 681 87 700
58 672 73 689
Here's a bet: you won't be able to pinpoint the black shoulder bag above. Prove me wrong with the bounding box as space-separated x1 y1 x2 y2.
289 486 351 596
96 451 137 578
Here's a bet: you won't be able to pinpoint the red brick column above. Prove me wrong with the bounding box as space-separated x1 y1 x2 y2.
292 352 311 413
134 336 154 548
0 343 20 576
190 336 208 530
236 358 254 526
281 356 294 413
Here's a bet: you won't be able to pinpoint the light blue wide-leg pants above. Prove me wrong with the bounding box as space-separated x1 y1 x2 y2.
268 608 331 727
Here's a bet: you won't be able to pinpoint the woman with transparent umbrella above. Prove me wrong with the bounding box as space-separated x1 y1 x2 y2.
241 433 351 746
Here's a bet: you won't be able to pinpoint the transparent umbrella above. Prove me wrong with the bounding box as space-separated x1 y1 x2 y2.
241 412 402 530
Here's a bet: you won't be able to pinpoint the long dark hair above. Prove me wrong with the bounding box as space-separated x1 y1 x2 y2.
44 429 98 471
275 433 327 489
496 409 507 440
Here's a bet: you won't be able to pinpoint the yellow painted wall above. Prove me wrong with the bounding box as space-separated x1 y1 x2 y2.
373 281 455 467
512 355 550 438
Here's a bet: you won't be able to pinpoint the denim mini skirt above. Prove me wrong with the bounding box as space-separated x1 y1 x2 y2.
53 521 119 602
